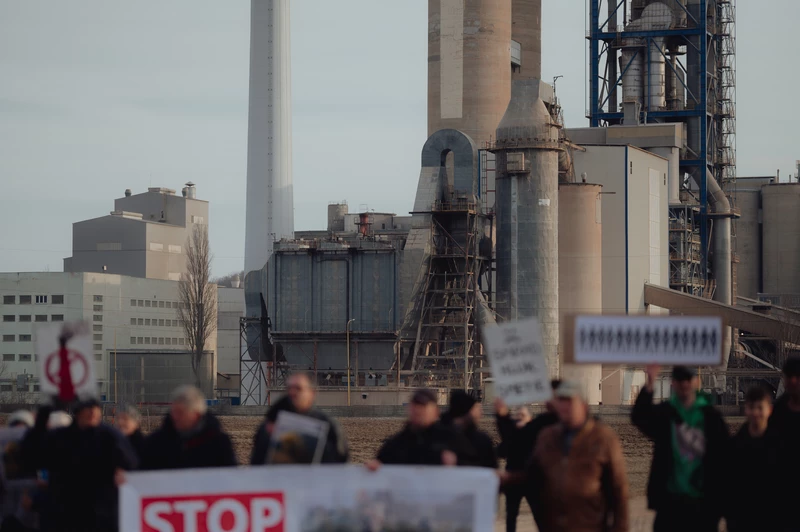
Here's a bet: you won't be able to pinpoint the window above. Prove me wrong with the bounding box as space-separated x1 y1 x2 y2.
2 336 13 343
93 295 103 303
137 318 143 326
93 305 103 312
144 337 151 345
2 296 14 305
158 319 165 326
137 299 144 306
137 337 143 344
2 316 14 322
35 295 47 304
19 354 31 362
158 337 164 345
165 338 172 345
93 334 102 341
130 337 136 345
93 343 102 351
0 385 12 393
33 385 40 392
93 315 102 322
145 319 151 326
94 353 102 361
52 295 64 305
19 296 31 304
2 354 13 361
179 338 185 346
35 315 47 322
51 315 64 322
168 245 182 254
93 325 102 332
130 318 136 325
18 315 30 322
151 337 157 345
96 242 121 251
131 299 137 306
159 301 165 308
149 242 164 252
19 335 31 342
145 301 151 308
191 215 204 224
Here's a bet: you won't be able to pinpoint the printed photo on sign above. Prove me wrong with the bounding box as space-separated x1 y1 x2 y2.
482 317 552 406
267 411 329 465
568 315 724 365
302 488 475 532
35 321 98 402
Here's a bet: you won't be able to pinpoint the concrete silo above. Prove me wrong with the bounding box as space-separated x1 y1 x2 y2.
559 183 602 404
762 183 800 295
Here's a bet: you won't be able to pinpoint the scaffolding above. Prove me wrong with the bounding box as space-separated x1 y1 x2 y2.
669 204 703 296
239 316 288 406
403 194 492 392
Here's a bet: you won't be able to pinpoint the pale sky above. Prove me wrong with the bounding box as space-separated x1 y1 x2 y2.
0 1 796 276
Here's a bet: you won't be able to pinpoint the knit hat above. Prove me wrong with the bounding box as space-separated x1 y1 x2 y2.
784 357 800 378
448 390 477 419
7 410 34 428
672 366 697 381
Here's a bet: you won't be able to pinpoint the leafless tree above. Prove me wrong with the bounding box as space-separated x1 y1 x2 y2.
178 224 217 389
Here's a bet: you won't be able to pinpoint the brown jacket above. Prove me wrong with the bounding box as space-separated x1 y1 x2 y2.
532 419 629 532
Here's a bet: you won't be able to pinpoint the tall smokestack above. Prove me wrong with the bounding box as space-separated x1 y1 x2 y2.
493 0 561 375
244 0 294 275
511 0 542 82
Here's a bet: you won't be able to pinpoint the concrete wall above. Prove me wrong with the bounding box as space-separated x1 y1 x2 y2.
67 216 147 278
762 184 800 295
217 287 244 376
144 223 191 281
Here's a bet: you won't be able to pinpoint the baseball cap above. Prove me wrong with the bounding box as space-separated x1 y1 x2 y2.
554 380 584 401
783 357 800 377
671 366 697 381
410 389 438 406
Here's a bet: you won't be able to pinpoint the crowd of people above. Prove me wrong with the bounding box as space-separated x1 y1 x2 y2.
0 362 799 531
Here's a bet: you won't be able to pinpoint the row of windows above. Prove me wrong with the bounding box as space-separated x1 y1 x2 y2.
2 335 31 342
0 384 40 392
130 318 182 327
3 295 65 305
3 315 64 323
131 337 185 346
1 353 102 362
131 299 181 309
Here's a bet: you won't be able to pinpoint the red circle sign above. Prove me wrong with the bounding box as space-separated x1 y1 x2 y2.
44 349 89 390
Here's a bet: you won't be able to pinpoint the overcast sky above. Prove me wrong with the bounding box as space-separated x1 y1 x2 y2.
0 1 796 276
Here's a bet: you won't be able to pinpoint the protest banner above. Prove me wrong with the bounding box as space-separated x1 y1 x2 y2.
121 465 498 532
565 314 724 365
266 411 329 465
36 321 97 401
482 317 552 406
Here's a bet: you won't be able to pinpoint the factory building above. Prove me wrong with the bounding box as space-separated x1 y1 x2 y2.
0 272 217 402
64 183 208 282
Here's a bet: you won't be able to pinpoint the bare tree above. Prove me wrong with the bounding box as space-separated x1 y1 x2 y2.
178 224 217 389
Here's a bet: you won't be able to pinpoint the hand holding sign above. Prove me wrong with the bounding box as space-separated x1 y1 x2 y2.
483 318 552 406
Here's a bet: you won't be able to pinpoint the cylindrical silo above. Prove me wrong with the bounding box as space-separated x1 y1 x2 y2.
327 203 348 232
428 0 512 147
494 79 561 376
762 184 800 294
559 183 602 404
511 0 542 81
734 188 762 298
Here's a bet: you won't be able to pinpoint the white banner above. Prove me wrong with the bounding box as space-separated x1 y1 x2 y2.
482 318 552 406
570 315 724 365
35 321 97 401
121 465 498 532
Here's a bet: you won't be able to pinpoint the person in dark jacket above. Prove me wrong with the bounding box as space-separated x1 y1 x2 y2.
726 385 774 532
141 385 237 470
766 356 800 531
441 390 497 469
116 404 146 463
22 399 137 532
632 365 729 532
250 373 349 465
495 380 561 532
367 389 473 468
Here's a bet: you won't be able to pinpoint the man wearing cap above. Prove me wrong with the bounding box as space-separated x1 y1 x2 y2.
441 390 497 469
766 357 800 531
367 389 473 468
526 380 628 532
632 365 729 532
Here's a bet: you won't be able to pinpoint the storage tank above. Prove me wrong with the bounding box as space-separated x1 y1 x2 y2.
732 178 773 298
327 203 348 232
559 183 602 404
428 0 512 147
762 184 800 294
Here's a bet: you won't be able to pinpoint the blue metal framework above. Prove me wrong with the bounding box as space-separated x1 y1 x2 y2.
587 0 736 287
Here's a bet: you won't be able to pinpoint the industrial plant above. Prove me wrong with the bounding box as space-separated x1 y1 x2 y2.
241 0 800 407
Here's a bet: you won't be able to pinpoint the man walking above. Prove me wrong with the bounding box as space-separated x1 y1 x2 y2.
632 365 729 532
529 380 628 532
767 357 800 531
441 390 497 468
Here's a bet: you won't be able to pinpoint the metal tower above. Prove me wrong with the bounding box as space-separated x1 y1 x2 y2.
587 0 736 287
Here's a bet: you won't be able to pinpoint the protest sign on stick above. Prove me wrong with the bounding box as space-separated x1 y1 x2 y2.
36 321 97 403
